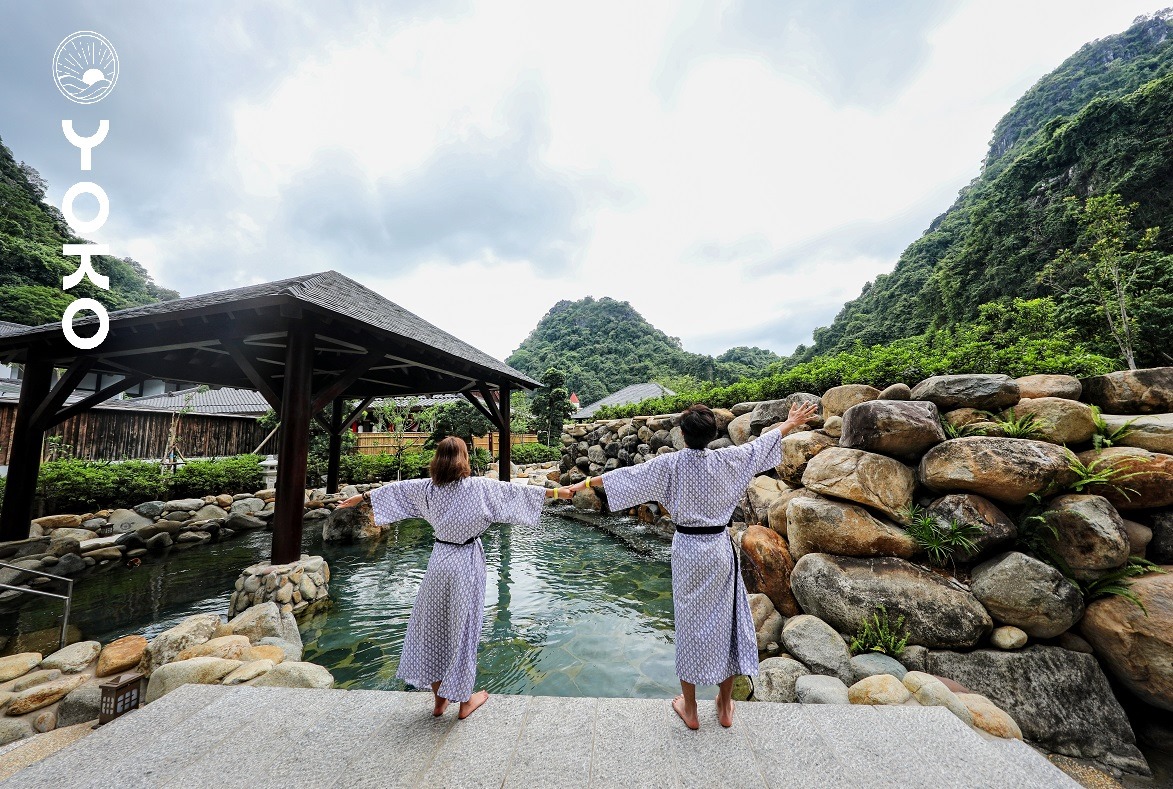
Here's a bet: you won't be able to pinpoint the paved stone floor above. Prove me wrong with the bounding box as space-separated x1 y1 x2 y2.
0 685 1078 788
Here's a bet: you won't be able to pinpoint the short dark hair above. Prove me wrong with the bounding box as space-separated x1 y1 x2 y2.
680 404 717 449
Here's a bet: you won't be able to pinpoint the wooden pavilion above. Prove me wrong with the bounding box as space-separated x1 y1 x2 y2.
0 271 539 562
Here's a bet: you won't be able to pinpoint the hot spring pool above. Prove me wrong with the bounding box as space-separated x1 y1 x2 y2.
1 511 687 697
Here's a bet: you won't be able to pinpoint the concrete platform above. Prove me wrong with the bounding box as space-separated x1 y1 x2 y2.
0 685 1078 788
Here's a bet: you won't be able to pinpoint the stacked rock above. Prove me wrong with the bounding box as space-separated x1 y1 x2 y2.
568 367 1173 777
0 602 330 748
228 555 330 618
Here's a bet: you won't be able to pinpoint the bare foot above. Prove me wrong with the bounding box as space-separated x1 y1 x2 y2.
672 694 700 730
433 696 449 717
458 690 489 720
717 697 735 728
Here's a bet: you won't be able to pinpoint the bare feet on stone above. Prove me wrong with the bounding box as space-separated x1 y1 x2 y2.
672 694 700 730
717 696 735 728
458 690 489 719
433 696 449 717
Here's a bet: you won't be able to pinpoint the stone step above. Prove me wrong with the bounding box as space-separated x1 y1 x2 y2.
1 689 1081 788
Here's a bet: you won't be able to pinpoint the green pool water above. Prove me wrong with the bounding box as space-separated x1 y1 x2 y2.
1 511 688 698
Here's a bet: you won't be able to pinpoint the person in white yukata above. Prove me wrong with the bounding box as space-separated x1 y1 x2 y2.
338 436 572 720
569 401 819 729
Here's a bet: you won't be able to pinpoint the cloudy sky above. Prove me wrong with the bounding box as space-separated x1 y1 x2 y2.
0 1 1164 360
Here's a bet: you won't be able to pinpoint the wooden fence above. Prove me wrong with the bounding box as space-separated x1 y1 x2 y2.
354 432 540 456
0 403 268 465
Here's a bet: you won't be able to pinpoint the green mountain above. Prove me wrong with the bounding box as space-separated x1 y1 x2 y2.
804 10 1173 367
0 136 177 325
506 297 779 404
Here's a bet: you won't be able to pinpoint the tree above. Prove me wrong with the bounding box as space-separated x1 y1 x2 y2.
372 396 420 480
427 400 492 446
531 367 574 446
1042 194 1162 369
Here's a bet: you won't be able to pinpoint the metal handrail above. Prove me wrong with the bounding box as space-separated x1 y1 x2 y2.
0 561 75 651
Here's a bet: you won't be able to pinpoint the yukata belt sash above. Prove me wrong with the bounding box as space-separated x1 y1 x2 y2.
674 524 727 535
434 534 482 546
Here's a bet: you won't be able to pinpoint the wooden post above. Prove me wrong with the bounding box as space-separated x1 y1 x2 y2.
498 384 511 482
272 326 313 564
0 359 53 541
326 397 343 494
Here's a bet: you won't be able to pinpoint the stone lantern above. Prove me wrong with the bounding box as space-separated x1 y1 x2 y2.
259 455 279 489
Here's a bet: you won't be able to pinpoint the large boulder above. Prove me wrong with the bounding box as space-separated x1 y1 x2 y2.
801 448 916 522
0 653 43 682
739 525 799 616
795 675 850 705
145 657 243 703
780 615 854 684
1077 447 1173 511
1080 367 1173 415
748 593 785 652
40 641 101 673
821 385 880 418
1043 495 1130 580
745 476 787 527
6 674 87 715
97 634 148 677
924 494 1016 562
727 413 754 446
227 602 284 643
790 554 992 648
322 503 380 541
848 674 910 705
926 646 1147 774
1080 568 1173 712
775 430 837 487
910 374 1020 411
749 393 822 435
107 508 154 533
139 613 221 675
1015 374 1082 400
786 495 918 560
250 661 334 689
1098 413 1173 454
878 383 912 401
1150 511 1173 564
969 552 1084 638
839 400 946 462
56 684 102 727
917 437 1074 504
1001 397 1096 445
765 488 819 537
755 656 810 702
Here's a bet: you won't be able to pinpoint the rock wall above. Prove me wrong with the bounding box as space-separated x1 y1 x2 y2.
228 555 330 618
566 367 1173 774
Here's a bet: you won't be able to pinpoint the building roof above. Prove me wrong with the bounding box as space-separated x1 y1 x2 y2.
0 321 27 337
0 271 539 397
0 379 268 419
574 382 675 420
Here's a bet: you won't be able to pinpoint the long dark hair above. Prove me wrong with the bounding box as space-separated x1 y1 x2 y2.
429 436 472 485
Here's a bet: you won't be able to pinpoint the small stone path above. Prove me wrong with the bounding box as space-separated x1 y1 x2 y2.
0 685 1077 787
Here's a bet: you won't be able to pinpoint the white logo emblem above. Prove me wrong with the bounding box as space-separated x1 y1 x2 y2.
53 31 119 104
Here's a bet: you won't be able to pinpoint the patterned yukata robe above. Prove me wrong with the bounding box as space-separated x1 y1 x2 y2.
370 476 547 702
603 428 784 685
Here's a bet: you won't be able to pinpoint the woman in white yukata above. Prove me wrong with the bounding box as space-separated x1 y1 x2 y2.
338 436 572 720
569 401 818 730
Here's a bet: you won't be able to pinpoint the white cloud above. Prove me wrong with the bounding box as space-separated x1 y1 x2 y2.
75 0 1166 358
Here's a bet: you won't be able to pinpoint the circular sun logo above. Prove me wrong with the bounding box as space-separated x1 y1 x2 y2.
53 31 119 104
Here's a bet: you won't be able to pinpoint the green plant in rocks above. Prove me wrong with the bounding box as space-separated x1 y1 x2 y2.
1063 448 1146 499
1089 406 1140 450
992 411 1043 439
850 605 909 657
901 504 982 566
1079 557 1165 613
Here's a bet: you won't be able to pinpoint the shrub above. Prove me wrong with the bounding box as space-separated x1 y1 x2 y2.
168 455 264 499
850 605 909 656
1063 448 1146 499
337 451 434 485
901 504 982 566
992 412 1042 439
508 443 562 465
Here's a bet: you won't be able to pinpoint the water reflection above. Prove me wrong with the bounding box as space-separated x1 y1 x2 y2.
3 511 681 698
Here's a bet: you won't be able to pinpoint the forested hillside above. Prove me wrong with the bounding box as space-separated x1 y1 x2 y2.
0 136 176 325
506 297 778 404
805 10 1173 368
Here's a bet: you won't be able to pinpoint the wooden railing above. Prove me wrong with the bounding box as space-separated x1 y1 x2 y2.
354 432 540 456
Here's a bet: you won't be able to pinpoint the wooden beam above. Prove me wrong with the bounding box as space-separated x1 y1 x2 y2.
498 383 512 482
462 392 498 427
477 382 504 429
0 359 53 541
220 337 282 412
326 398 344 494
29 358 95 428
340 396 375 434
272 325 313 564
45 373 148 427
310 349 386 413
